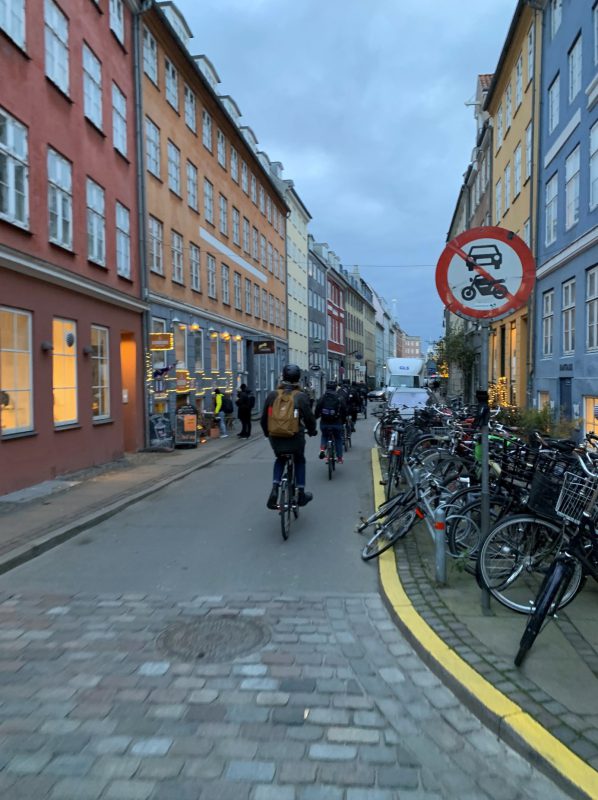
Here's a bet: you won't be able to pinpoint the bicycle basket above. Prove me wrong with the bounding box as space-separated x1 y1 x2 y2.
555 472 598 524
526 453 574 521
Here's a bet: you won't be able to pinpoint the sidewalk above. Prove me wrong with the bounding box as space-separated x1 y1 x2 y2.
0 432 252 575
372 452 598 800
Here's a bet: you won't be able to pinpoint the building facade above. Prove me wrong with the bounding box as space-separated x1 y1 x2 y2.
307 237 328 397
534 0 598 431
281 180 311 374
325 253 346 383
0 0 145 494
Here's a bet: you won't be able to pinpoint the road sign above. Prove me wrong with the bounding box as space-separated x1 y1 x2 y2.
436 226 535 321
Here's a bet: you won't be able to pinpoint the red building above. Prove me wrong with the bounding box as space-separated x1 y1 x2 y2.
326 258 346 381
0 0 145 494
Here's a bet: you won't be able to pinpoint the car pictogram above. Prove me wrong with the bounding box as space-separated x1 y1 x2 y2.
466 244 503 271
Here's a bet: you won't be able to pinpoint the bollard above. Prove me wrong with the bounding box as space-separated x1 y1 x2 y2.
433 506 447 586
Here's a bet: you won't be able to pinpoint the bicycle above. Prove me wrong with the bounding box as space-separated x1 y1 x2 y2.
277 453 299 540
344 419 352 450
325 435 337 480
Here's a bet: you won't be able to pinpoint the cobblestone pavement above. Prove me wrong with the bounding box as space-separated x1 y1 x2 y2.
0 590 568 799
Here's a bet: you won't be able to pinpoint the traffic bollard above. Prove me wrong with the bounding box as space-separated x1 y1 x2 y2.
434 506 447 586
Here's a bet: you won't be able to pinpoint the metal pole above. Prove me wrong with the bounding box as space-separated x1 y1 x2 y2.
434 506 447 586
479 323 492 614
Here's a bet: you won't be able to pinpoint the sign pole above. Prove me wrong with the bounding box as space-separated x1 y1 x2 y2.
479 322 492 615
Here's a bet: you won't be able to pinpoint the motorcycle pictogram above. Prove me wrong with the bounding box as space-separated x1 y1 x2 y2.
461 274 508 301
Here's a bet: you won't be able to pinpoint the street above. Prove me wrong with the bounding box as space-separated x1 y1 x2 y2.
0 423 568 799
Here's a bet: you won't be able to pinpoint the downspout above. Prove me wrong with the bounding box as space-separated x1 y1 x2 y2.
132 1 152 448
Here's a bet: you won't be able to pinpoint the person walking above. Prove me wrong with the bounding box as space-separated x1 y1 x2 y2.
213 388 228 438
236 383 255 438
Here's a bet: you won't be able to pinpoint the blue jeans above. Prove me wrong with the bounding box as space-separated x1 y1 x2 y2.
321 424 343 458
217 411 227 435
273 452 306 488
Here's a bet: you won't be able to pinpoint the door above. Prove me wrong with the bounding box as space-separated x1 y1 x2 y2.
120 332 137 451
559 377 572 420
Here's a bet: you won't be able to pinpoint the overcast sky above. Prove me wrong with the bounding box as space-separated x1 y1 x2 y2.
175 0 516 350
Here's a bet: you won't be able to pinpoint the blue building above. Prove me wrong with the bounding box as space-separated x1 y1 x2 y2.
534 0 598 433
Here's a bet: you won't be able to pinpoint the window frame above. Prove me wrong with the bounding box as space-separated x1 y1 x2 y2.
545 173 558 246
204 178 214 224
189 241 200 292
0 0 25 48
221 262 230 305
109 0 124 44
47 147 72 249
167 139 181 195
548 74 560 134
587 266 598 351
86 177 105 266
91 324 110 421
591 121 598 210
184 84 196 133
52 317 78 427
219 193 228 236
144 116 160 178
562 278 576 355
115 201 130 278
565 145 580 230
148 214 163 275
164 58 178 112
207 253 216 298
186 160 198 211
202 109 212 151
82 43 102 129
542 289 554 358
171 229 183 284
142 25 157 84
217 129 226 168
44 0 69 94
111 82 127 156
233 271 242 310
0 306 33 435
568 35 582 103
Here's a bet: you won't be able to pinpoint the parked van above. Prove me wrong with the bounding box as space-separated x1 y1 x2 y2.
385 358 429 417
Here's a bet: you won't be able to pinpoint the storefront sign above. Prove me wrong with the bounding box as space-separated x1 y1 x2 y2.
149 413 173 448
175 370 191 392
559 363 573 372
175 405 198 447
253 339 276 354
150 332 174 350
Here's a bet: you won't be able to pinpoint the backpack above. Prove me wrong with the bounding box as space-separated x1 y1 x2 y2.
248 394 255 409
222 395 233 414
268 389 299 437
320 393 341 422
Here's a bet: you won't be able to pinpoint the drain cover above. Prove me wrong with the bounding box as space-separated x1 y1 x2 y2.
157 616 270 662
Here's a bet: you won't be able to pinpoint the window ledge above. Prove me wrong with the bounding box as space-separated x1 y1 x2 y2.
54 424 81 432
110 29 127 54
1 429 37 441
85 117 106 138
50 239 75 255
93 417 114 426
114 148 130 165
89 259 108 270
0 28 30 58
0 215 32 234
169 189 183 200
147 171 163 184
46 76 73 103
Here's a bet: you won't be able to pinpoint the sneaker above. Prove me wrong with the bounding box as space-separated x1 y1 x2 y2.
221 434 229 438
318 449 326 460
266 486 279 510
297 490 313 507
337 457 344 464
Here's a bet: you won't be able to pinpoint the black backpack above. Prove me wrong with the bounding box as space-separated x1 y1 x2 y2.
222 396 233 414
320 393 341 422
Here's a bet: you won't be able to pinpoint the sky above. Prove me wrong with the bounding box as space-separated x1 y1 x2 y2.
174 0 516 350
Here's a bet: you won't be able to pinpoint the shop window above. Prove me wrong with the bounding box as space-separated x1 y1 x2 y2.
91 325 110 420
193 330 203 373
173 324 186 369
152 317 166 369
52 318 78 426
224 340 231 372
583 395 598 434
0 306 32 434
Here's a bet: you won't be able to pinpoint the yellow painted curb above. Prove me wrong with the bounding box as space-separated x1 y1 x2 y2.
372 448 598 800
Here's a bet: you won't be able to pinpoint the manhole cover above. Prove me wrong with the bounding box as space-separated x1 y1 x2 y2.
156 616 270 662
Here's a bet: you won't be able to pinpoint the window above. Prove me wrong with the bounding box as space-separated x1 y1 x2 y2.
551 0 562 39
0 307 32 434
185 160 198 211
515 55 523 108
171 230 183 283
82 44 102 128
219 194 228 236
86 178 105 265
91 326 109 420
514 143 522 197
562 279 575 354
569 36 582 103
52 318 77 426
115 202 130 278
565 145 580 229
504 163 511 210
250 174 257 203
167 140 180 195
253 284 260 317
202 110 212 151
241 160 248 193
143 26 157 83
184 84 196 132
259 185 265 213
165 58 178 111
595 4 598 66
583 395 598 434
242 217 250 252
1 0 25 48
591 122 598 209
207 253 216 298
204 178 213 224
275 298 280 328
210 336 219 373
174 325 186 369
230 147 238 182
47 148 72 248
545 174 558 246
281 301 285 330
523 217 531 247
527 23 534 82
245 277 251 313
45 0 69 94
221 263 230 304
145 117 160 177
267 242 273 273
0 108 28 228
548 75 560 133
112 83 127 156
262 288 268 320
252 227 258 260
495 178 502 223
232 207 240 245
269 294 274 324
148 215 163 274
193 328 203 372
542 291 553 358
217 129 226 167
587 267 598 350
496 105 503 147
505 84 512 129
234 272 241 310
266 196 272 223
109 0 124 43
189 242 200 291
525 122 532 180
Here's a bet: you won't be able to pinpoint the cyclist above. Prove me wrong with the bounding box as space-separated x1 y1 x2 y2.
315 380 346 464
347 382 361 429
261 364 317 509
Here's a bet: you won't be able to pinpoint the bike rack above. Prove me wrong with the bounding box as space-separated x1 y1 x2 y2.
403 463 447 586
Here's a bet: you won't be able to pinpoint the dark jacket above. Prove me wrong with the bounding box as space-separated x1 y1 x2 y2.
260 382 317 452
236 388 254 417
315 390 347 425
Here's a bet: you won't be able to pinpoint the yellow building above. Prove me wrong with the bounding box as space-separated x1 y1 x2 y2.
484 0 542 407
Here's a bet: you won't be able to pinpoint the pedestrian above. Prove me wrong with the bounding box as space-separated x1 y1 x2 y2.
222 392 235 432
236 383 255 438
213 388 228 438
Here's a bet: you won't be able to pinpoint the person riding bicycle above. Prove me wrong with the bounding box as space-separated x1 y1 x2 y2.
315 380 347 464
346 382 361 431
261 364 317 509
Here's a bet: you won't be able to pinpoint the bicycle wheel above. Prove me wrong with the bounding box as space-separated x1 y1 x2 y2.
447 495 511 570
361 507 417 561
514 559 577 667
328 452 333 480
476 514 580 613
385 454 398 502
279 479 291 540
409 435 441 460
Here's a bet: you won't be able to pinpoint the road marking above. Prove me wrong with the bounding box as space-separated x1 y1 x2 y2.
371 448 598 800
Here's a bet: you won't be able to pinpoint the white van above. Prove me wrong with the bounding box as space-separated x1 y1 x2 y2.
385 358 429 417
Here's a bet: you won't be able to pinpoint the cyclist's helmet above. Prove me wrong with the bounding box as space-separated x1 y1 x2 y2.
282 364 301 384
326 381 337 391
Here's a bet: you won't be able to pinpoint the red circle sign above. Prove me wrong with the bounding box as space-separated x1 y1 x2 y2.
436 226 535 320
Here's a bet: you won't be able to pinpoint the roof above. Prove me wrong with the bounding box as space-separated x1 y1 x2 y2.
478 73 493 91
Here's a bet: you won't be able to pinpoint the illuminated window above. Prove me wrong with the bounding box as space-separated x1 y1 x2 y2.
583 395 598 435
91 325 109 420
0 306 32 434
52 318 78 426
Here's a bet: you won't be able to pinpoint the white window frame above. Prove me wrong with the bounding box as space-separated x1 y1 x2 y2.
148 215 163 275
217 129 226 168
505 83 512 129
230 147 238 182
0 306 33 434
115 201 130 278
259 185 265 214
591 121 598 210
565 145 580 230
112 82 127 156
202 110 212 151
109 0 124 44
52 317 78 427
234 271 242 310
542 290 554 358
504 163 511 210
143 26 157 83
495 178 502 223
515 55 523 108
207 253 216 298
44 0 69 94
0 0 25 48
47 147 72 249
189 242 200 291
0 107 28 228
242 217 250 252
262 288 268 320
525 122 532 180
253 284 260 317
527 23 534 82
83 43 102 129
204 178 213 224
86 178 105 265
523 217 531 247
221 263 230 304
568 36 582 103
165 58 178 111
562 279 575 354
587 266 598 351
184 84 196 132
145 117 160 178
171 229 183 284
551 0 562 39
496 105 503 148
241 160 248 193
548 74 560 134
545 174 558 246
514 143 522 197
91 325 110 420
245 277 251 313
251 174 257 203
167 139 181 195
252 227 258 260
219 194 228 236
186 160 198 211
232 207 240 246
260 234 266 266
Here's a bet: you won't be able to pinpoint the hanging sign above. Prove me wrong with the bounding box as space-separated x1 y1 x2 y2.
150 332 174 350
253 340 275 354
436 226 535 321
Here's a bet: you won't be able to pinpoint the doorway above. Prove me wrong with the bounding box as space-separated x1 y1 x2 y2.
120 333 137 451
559 377 572 420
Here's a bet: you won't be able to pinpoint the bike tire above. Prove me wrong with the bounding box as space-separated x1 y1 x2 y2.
385 455 397 502
446 495 511 570
409 435 441 460
280 480 291 540
361 507 417 561
514 559 576 666
328 455 333 480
